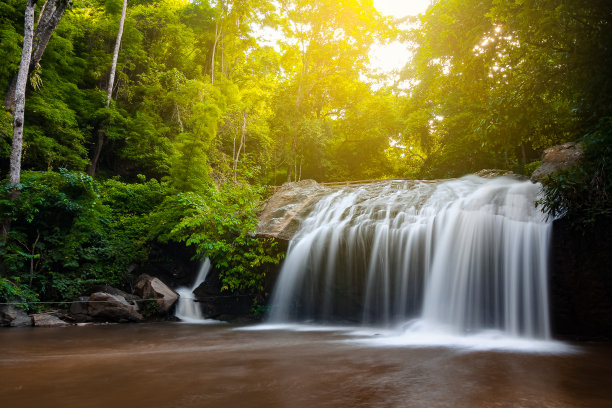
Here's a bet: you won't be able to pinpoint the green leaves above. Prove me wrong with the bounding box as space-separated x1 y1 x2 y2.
0 170 170 304
162 183 283 294
539 118 612 229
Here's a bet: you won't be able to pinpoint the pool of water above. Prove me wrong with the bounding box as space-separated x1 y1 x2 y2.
1 323 611 407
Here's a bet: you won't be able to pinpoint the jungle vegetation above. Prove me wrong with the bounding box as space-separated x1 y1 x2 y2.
1 0 610 308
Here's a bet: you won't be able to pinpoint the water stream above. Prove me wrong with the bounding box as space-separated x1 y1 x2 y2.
268 176 553 343
175 258 213 323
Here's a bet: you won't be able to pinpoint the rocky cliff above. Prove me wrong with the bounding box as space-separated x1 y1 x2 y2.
257 179 329 241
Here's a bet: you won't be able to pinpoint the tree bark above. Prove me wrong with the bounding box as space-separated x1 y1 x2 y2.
30 0 69 73
4 0 69 112
2 0 38 245
88 0 127 176
105 0 127 108
9 0 38 186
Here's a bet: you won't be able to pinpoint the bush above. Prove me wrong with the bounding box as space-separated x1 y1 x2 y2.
0 277 39 310
158 182 284 298
0 169 283 308
539 118 612 228
0 170 167 303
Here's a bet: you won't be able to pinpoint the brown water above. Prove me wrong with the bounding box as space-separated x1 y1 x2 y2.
1 323 611 408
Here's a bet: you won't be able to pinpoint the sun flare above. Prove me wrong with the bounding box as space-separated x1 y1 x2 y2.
369 1 433 75
373 0 432 18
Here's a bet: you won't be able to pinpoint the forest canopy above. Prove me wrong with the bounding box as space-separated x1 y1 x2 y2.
1 0 610 307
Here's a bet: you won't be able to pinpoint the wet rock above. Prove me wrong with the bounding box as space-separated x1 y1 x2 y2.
32 313 70 328
193 271 253 321
257 179 329 241
531 142 583 182
0 305 32 327
87 292 143 322
474 169 514 178
134 274 179 313
69 296 92 323
91 284 141 303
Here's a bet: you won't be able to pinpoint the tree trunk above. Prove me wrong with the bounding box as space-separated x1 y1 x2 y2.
298 156 302 181
233 111 247 182
105 0 127 108
36 0 48 26
88 0 127 177
211 19 222 84
4 0 68 112
9 0 38 186
3 0 38 245
30 0 69 74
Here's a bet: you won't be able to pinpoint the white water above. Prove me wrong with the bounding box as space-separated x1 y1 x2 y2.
175 258 215 323
267 176 553 342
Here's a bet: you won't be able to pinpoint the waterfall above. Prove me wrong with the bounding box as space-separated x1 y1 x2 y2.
267 176 552 340
175 258 212 323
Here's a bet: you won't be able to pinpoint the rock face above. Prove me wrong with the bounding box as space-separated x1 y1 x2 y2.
550 216 612 339
0 305 32 327
32 313 70 328
193 269 253 321
134 274 179 313
531 142 583 182
257 180 328 241
87 292 143 322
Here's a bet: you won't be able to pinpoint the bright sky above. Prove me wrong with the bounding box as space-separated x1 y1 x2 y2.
370 0 433 76
373 0 432 19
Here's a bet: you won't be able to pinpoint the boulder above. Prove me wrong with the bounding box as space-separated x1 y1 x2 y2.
531 142 584 182
134 274 179 313
91 284 141 303
69 296 92 322
257 180 329 241
32 313 70 328
0 305 32 327
87 292 143 322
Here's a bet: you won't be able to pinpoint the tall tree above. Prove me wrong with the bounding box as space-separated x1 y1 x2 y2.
4 0 71 112
88 0 127 176
106 0 127 108
272 0 389 181
8 0 38 186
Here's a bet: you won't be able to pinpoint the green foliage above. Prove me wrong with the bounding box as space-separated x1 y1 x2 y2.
0 0 23 94
0 277 39 310
0 170 170 303
140 298 161 318
1 0 610 312
0 170 105 301
398 0 610 178
161 183 283 295
524 161 541 178
539 119 612 228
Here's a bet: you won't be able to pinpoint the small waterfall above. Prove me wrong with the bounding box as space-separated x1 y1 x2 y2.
175 258 212 323
267 176 552 340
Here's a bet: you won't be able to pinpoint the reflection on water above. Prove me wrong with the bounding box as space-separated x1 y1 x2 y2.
1 323 611 408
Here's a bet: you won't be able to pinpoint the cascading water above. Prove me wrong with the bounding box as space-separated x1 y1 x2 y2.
175 258 212 323
267 176 552 340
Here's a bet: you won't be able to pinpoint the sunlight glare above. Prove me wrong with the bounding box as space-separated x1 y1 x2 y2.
373 0 432 18
369 1 433 77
